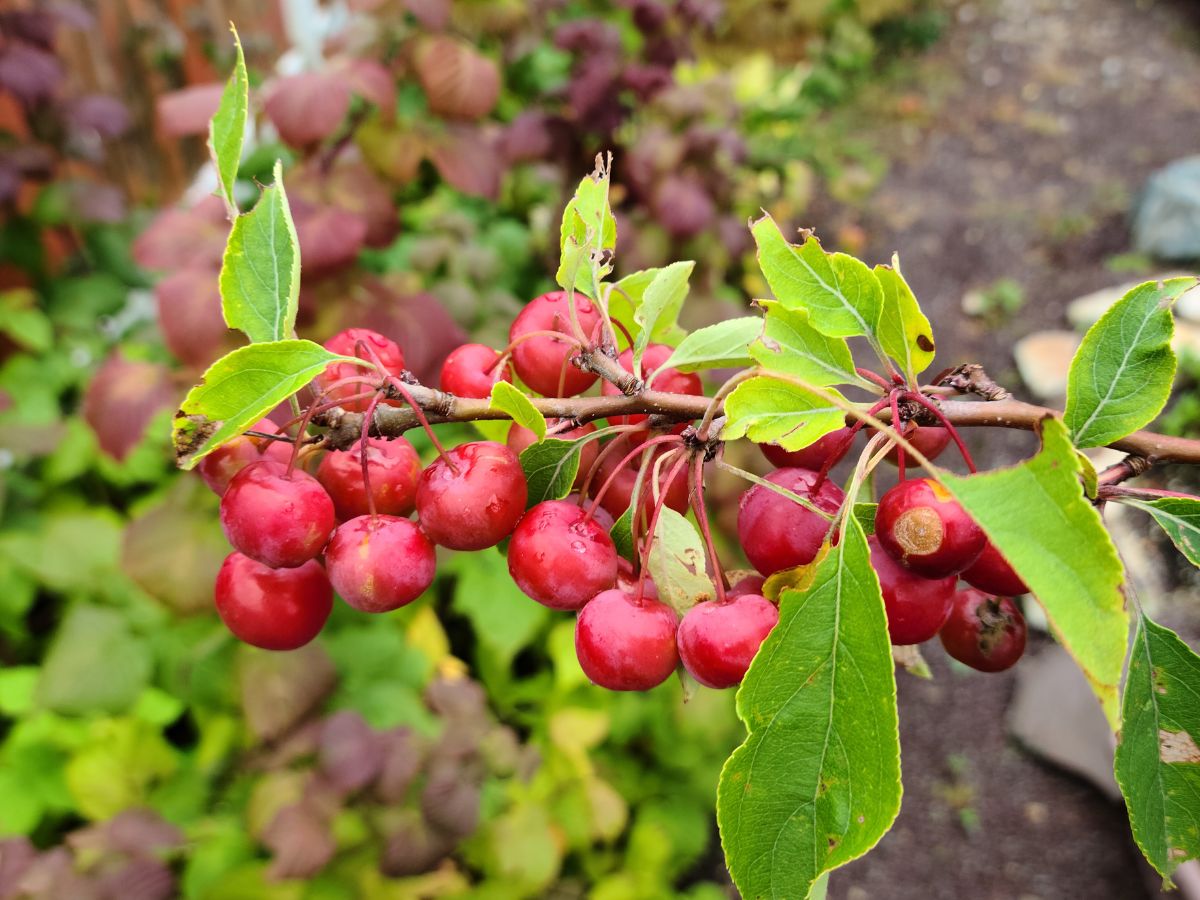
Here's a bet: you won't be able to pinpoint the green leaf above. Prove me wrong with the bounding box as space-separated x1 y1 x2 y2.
1115 614 1200 880
633 261 694 371
718 519 901 899
940 417 1127 726
173 340 354 469
38 606 151 715
208 25 248 215
490 381 546 440
1120 497 1200 568
609 508 635 560
751 301 861 387
721 375 848 451
519 438 584 506
751 215 883 341
854 502 877 535
557 156 617 295
220 160 301 343
663 318 761 372
450 551 550 670
0 289 52 352
646 508 714 615
874 256 935 382
1063 278 1196 448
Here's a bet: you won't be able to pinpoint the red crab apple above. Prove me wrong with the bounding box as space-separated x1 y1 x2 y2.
736 468 844 576
939 588 1027 672
440 343 510 398
961 539 1029 596
875 477 985 578
215 553 332 650
508 290 603 396
575 588 679 691
507 420 599 489
588 436 689 520
324 515 436 613
677 594 779 688
220 461 336 568
317 437 422 520
198 417 284 495
884 424 951 465
314 327 405 412
759 427 855 471
415 441 527 550
507 500 619 610
868 536 956 645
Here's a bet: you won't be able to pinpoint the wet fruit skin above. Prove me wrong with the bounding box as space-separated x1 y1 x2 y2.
317 437 422 521
868 536 956 645
507 421 598 489
588 437 690 521
939 589 1027 671
677 594 779 688
507 500 619 610
315 328 405 412
220 461 336 568
875 477 985 578
215 553 333 650
509 290 603 397
574 589 679 691
415 441 528 550
883 425 951 466
440 343 510 399
736 468 845 576
601 344 703 427
324 515 437 613
759 427 854 471
961 539 1029 596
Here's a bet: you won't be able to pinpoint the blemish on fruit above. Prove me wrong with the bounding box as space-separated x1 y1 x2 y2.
893 506 944 557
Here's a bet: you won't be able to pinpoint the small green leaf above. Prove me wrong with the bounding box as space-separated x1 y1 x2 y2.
220 160 301 343
1121 497 1200 568
721 375 848 451
663 317 761 371
751 300 861 387
874 256 935 383
646 508 714 615
1064 278 1196 448
854 502 877 534
718 519 902 899
449 552 550 670
519 438 584 506
490 381 546 440
633 261 694 371
557 156 617 295
940 417 1127 726
38 606 151 715
1115 614 1200 880
208 24 248 216
0 289 52 352
173 340 355 469
751 215 883 341
610 508 635 560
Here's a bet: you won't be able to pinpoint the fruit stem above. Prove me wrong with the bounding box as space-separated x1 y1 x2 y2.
636 450 690 603
812 396 891 491
584 434 685 524
359 390 387 519
890 390 906 481
856 368 893 392
689 452 727 603
697 369 755 440
905 391 977 474
715 459 836 520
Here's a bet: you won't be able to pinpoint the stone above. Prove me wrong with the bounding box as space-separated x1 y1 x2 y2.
1012 330 1079 400
1066 274 1196 329
1132 156 1200 261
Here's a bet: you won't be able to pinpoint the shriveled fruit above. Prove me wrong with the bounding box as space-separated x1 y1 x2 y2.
317 437 421 520
315 327 405 412
736 468 844 576
868 536 956 645
939 589 1027 672
961 539 1029 596
601 344 703 427
507 500 618 610
875 477 984 578
440 343 510 399
325 515 436 613
574 588 679 691
215 553 332 650
759 427 854 471
677 594 779 688
220 461 336 568
415 441 527 550
508 290 603 396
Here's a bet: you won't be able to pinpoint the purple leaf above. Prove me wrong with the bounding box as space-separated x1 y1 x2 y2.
318 711 386 794
414 37 500 121
155 84 223 138
265 72 351 149
0 44 62 106
64 94 130 138
82 353 175 461
238 643 337 743
262 803 335 880
153 266 230 367
428 124 501 198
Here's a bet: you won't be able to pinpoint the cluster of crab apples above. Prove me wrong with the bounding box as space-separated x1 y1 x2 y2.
201 290 1027 691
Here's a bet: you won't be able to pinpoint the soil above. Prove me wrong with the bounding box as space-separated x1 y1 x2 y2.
807 0 1200 897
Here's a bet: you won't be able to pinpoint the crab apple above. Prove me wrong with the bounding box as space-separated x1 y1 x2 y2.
884 425 951 466
939 589 1027 672
728 573 767 597
440 343 510 399
508 290 603 396
508 420 599 489
677 594 779 689
875 477 985 578
574 589 679 691
314 328 405 413
415 441 527 550
324 515 436 613
759 427 855 471
317 437 421 521
601 344 703 427
616 558 659 600
507 500 619 610
588 440 690 520
197 417 280 495
215 553 332 651
220 461 336 568
736 468 844 576
868 536 956 645
961 539 1029 596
